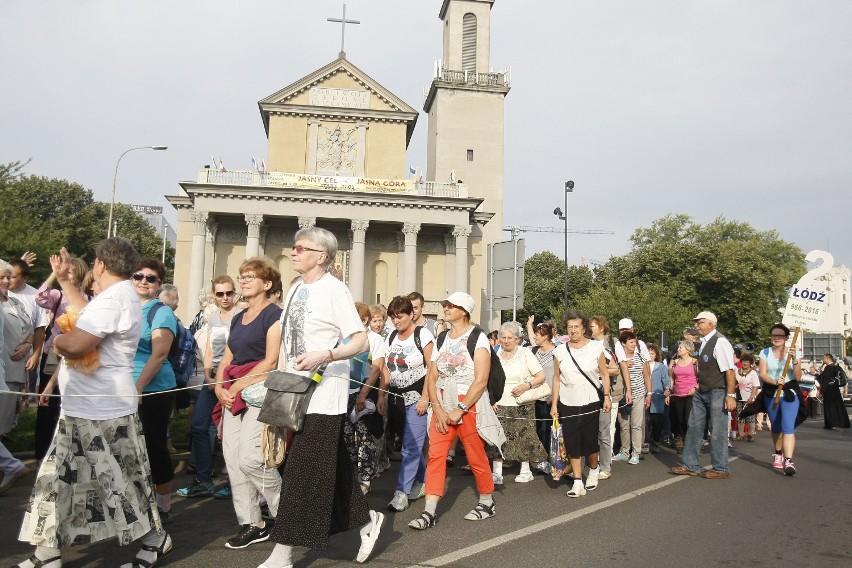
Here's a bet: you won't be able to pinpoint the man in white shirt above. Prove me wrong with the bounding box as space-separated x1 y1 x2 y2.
7 259 47 382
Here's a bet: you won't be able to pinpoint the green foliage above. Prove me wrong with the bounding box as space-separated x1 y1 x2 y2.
521 214 805 346
0 162 175 283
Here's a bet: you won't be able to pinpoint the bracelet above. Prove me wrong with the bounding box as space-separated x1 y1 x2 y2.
457 402 469 413
326 349 334 363
726 393 736 398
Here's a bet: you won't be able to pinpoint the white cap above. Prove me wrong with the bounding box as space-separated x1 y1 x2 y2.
618 318 634 330
440 292 475 316
693 311 718 325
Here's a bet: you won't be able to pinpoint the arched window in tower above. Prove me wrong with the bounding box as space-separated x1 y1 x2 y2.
462 13 477 73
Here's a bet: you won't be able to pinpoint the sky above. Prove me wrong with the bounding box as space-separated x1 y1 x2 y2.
3 0 851 271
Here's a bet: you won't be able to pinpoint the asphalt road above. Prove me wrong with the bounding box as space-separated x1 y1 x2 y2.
1 416 850 568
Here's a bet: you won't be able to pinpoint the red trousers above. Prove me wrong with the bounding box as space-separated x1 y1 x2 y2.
425 397 494 497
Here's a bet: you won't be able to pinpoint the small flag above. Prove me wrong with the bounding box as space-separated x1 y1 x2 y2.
260 159 266 172
409 166 416 177
449 170 456 183
211 155 218 169
252 156 258 170
219 157 225 170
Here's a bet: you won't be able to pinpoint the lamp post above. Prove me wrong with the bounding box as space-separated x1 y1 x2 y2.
553 180 575 313
108 145 168 237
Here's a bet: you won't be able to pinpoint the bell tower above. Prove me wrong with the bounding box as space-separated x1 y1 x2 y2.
425 0 510 324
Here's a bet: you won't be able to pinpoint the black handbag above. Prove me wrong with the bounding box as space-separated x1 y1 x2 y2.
257 370 317 431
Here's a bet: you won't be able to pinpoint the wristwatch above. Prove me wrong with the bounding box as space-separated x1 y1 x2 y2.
726 393 737 398
457 402 469 413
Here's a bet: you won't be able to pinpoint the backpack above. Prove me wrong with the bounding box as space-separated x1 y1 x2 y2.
436 326 506 404
147 302 197 388
388 326 424 360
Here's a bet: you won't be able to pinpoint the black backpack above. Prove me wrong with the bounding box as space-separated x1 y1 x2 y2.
387 326 424 360
436 326 506 404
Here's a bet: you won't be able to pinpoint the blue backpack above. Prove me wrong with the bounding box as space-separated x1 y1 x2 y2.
147 302 197 388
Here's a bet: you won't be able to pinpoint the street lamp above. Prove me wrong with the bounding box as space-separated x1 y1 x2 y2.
108 145 168 237
553 180 575 312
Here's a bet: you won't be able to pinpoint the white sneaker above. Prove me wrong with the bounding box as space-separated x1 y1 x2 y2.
408 482 426 501
514 472 534 483
628 454 640 465
387 490 409 512
612 452 630 462
585 471 599 491
492 472 504 485
356 510 384 563
566 483 586 498
598 470 611 480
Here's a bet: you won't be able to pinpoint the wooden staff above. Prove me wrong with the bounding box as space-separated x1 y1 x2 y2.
773 326 801 409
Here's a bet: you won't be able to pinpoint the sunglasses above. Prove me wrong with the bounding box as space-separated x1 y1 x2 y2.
292 244 325 254
443 302 461 310
132 273 160 284
215 290 236 298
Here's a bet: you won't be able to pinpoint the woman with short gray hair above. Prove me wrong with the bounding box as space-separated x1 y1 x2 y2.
490 321 547 484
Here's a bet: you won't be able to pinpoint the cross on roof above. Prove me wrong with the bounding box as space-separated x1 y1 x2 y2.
327 3 360 59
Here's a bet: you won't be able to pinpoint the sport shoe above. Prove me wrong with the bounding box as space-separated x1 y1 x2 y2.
566 483 586 498
408 481 426 501
514 471 534 483
0 465 30 494
387 490 409 512
628 454 640 465
585 471 599 491
492 472 504 485
176 479 214 498
446 453 455 467
356 510 384 563
598 470 611 480
772 453 784 469
225 524 270 549
214 484 232 499
783 458 796 476
612 452 630 462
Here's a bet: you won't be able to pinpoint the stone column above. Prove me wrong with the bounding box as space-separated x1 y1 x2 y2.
188 210 208 318
453 225 471 294
444 233 456 296
298 217 316 229
203 220 218 289
349 220 369 301
306 119 321 174
245 214 264 258
355 122 369 177
402 222 421 295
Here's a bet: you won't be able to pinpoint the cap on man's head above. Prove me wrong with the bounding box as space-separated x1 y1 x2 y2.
440 291 475 316
683 327 699 336
618 318 634 330
692 311 718 325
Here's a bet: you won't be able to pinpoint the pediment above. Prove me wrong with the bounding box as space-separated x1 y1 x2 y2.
259 57 418 136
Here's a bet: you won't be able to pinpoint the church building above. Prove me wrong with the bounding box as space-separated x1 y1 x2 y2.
168 0 510 326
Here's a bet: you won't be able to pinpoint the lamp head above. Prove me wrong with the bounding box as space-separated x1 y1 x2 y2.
151 145 168 150
565 180 575 192
553 207 563 217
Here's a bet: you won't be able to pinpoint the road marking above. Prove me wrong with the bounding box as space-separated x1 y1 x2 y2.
408 459 739 568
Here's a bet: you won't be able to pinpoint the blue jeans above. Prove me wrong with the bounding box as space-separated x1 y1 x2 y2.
396 403 427 493
682 388 729 473
190 386 218 482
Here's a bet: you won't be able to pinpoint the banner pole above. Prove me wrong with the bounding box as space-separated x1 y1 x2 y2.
773 326 800 409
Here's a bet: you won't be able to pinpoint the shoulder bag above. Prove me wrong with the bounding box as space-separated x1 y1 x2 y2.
566 344 605 407
257 284 319 432
514 349 551 404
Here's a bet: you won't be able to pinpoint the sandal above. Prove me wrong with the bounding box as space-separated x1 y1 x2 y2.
121 533 173 568
16 555 62 568
407 511 436 530
358 480 371 495
463 501 496 521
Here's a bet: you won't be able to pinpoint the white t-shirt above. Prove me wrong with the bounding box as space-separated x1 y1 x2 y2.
614 338 651 364
553 340 604 407
496 346 543 407
280 274 364 415
8 284 47 330
385 326 435 406
431 326 490 395
59 280 142 420
736 369 760 400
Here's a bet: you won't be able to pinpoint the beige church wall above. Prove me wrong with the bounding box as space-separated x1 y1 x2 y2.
416 252 448 302
172 215 195 321
309 72 397 113
365 122 407 179
442 2 493 72
263 246 298 287
214 241 249 285
365 250 400 306
268 115 308 172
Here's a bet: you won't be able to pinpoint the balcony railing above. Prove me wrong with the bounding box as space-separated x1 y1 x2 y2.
196 169 467 198
431 61 511 88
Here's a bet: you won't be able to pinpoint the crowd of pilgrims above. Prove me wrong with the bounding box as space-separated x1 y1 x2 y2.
0 230 849 568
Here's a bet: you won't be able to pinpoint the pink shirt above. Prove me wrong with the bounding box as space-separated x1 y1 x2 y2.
671 359 699 396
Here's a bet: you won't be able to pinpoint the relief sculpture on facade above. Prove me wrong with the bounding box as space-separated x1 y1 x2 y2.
316 125 358 175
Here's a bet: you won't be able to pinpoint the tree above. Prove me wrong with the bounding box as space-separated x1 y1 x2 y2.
509 252 595 326
595 214 804 344
0 163 175 283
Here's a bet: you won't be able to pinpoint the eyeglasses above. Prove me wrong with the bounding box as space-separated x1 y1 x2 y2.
292 244 325 254
132 273 160 284
215 290 236 298
237 274 258 283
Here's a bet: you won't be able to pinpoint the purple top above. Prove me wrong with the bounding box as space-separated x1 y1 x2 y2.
36 283 68 354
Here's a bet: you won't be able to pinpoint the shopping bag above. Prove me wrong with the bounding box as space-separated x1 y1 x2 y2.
550 417 571 480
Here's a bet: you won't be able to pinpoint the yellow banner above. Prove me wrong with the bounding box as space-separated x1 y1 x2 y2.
266 172 414 193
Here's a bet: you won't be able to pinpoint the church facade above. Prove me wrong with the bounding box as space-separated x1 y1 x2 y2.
168 0 509 326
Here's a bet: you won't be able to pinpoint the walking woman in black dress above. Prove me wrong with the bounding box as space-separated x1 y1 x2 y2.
816 354 850 431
